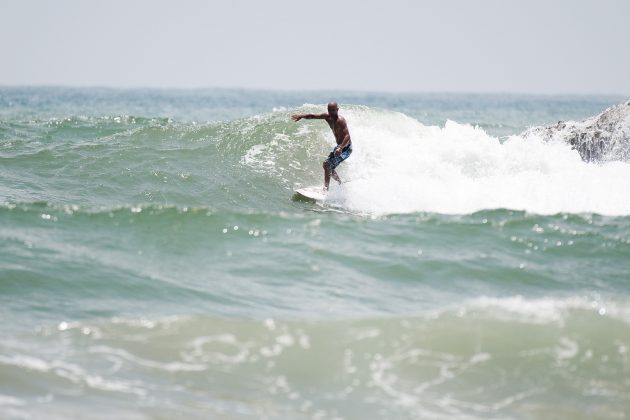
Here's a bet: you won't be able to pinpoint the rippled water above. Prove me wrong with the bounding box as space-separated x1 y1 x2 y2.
1 88 629 419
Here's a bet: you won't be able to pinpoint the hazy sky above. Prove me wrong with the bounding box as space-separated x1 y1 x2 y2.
1 0 629 94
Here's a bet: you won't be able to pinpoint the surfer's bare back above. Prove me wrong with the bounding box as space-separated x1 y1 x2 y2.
291 102 353 191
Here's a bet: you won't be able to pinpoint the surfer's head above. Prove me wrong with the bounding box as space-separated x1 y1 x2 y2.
327 101 339 117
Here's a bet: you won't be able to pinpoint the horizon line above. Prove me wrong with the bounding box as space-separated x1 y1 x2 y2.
1 84 628 99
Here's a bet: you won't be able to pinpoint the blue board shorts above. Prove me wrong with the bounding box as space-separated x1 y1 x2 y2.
326 144 352 170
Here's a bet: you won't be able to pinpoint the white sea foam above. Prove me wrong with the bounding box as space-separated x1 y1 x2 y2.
332 107 630 216
462 295 630 325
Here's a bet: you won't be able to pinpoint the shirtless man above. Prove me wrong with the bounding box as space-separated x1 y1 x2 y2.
291 102 353 191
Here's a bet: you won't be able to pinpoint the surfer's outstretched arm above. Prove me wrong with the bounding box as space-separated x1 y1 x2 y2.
291 113 328 121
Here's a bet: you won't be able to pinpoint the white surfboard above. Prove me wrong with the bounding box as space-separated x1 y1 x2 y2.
295 186 327 201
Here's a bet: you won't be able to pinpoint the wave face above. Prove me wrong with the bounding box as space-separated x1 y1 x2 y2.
1 88 629 419
4 103 630 216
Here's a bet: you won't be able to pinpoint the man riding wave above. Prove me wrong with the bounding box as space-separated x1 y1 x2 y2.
291 102 352 191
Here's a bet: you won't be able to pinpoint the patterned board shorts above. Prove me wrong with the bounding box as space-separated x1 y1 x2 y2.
326 144 353 170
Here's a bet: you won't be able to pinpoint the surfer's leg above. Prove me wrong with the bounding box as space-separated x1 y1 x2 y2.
331 169 342 184
323 161 331 190
327 146 350 186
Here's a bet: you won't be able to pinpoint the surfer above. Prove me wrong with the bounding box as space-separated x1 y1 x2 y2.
291 102 352 191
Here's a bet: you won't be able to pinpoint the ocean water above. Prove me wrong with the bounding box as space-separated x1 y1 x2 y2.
1 87 629 419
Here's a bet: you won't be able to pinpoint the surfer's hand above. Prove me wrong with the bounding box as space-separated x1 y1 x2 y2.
291 115 302 121
334 146 342 156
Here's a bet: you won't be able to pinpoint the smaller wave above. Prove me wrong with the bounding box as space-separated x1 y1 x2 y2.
2 296 628 419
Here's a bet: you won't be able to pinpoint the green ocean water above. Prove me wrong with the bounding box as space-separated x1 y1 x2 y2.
1 88 629 419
